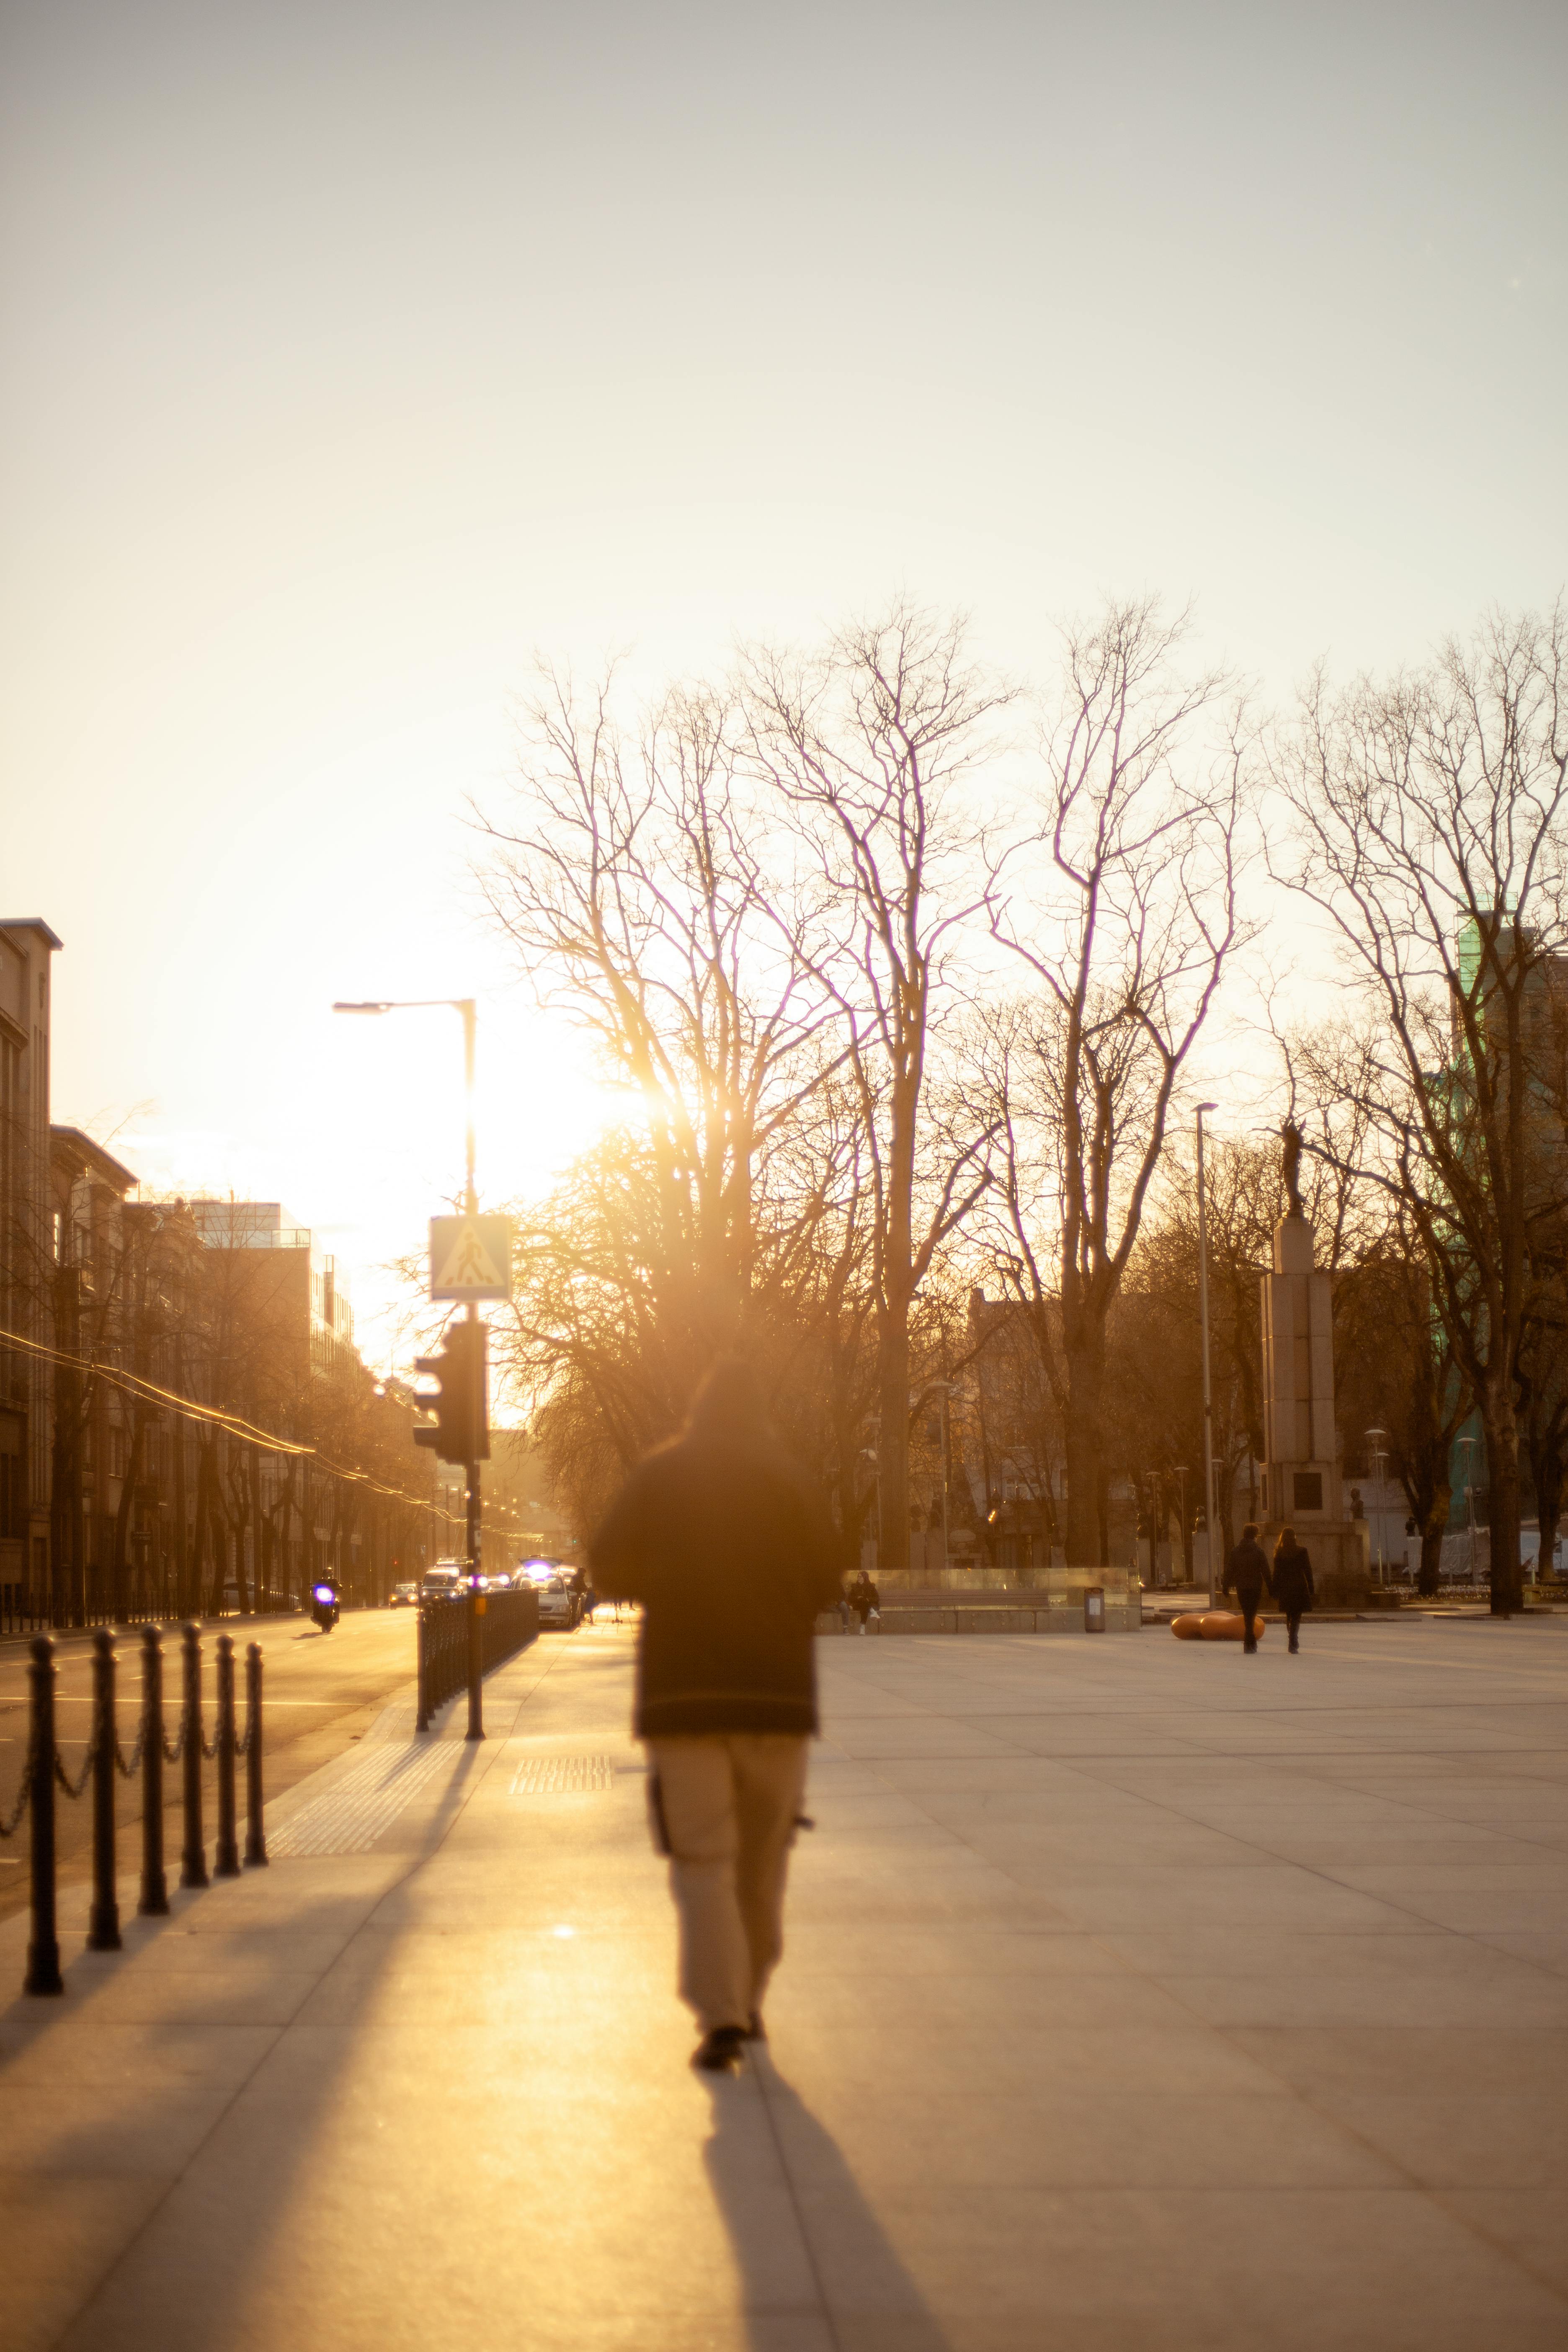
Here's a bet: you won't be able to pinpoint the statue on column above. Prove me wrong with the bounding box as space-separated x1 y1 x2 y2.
1281 1119 1305 1218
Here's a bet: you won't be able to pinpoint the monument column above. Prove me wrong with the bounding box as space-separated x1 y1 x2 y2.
1257 1125 1370 1603
1259 1207 1341 1525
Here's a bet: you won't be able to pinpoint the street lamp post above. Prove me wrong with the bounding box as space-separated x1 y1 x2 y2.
1144 1470 1163 1589
859 1443 880 1573
1365 1427 1388 1586
1196 1103 1220 1607
926 1381 958 1573
335 995 487 1738
1457 1432 1479 1583
1173 1465 1190 1584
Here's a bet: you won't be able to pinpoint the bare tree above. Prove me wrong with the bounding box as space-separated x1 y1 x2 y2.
1274 604 1568 1613
745 603 1009 1572
480 668 839 1417
503 1063 888 1551
988 600 1249 1563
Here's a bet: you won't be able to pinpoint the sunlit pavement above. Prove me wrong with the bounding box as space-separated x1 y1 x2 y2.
3 1617 1568 2351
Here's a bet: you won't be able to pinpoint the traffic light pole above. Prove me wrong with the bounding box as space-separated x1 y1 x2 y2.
350 995 490 1736
464 1301 484 1741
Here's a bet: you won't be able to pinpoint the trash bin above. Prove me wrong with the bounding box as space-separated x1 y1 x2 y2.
1083 1585 1106 1632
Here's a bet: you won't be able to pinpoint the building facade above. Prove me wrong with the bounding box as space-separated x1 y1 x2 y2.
0 920 61 1608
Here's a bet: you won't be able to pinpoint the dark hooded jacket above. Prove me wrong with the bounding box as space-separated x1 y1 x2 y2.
589 1372 845 1739
1223 1535 1271 1601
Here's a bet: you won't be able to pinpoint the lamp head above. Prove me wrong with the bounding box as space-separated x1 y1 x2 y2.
333 1001 391 1014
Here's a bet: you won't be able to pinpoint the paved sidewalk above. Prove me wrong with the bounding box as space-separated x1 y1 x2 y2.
3 1618 1568 2350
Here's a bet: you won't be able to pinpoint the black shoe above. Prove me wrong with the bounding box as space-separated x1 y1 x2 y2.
692 2026 748 2073
741 2012 766 2042
1243 1641 1257 1654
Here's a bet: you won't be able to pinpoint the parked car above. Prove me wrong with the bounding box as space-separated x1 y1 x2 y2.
534 1573 580 1631
389 1582 420 1609
518 1557 581 1631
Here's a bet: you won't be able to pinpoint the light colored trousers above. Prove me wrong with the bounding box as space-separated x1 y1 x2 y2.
647 1733 810 2033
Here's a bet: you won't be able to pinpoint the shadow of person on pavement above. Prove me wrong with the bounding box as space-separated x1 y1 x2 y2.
0 1725 495 2352
703 2057 952 2351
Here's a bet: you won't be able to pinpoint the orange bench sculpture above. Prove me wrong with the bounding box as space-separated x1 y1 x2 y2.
1171 1610 1266 1642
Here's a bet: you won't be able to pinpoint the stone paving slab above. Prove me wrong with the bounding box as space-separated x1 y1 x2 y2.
1 1617 1566 2349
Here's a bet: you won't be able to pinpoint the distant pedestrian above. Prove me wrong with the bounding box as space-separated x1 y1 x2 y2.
1222 1522 1271 1654
1271 1528 1314 1653
849 1569 879 1635
590 1359 843 2074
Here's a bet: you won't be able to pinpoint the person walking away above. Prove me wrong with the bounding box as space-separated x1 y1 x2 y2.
849 1569 879 1635
591 1359 843 2074
1222 1522 1271 1653
1272 1527 1314 1653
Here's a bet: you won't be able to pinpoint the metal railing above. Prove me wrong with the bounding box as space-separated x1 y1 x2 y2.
0 1624 267 1996
416 1586 539 1731
0 1583 169 1639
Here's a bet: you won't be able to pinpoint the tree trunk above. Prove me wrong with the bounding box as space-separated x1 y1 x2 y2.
1063 1326 1106 1565
1536 1465 1562 1588
173 1414 191 1616
1480 1377 1524 1614
192 1442 217 1617
110 1412 144 1620
876 1306 912 1577
1416 1486 1448 1597
1526 1425 1563 1589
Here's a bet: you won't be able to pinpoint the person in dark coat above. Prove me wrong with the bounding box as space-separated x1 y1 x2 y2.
848 1569 880 1634
1222 1522 1271 1653
1271 1527 1314 1653
590 1359 844 2073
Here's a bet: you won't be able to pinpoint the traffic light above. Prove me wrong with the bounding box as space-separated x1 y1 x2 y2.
413 1319 490 1464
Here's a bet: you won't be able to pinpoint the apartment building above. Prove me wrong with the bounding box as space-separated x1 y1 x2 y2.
0 919 60 1605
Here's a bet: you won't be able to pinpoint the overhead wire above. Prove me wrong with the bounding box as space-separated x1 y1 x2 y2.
0 1323 541 1536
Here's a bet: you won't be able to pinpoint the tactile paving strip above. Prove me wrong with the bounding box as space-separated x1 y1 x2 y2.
269 1739 454 1855
509 1754 615 1795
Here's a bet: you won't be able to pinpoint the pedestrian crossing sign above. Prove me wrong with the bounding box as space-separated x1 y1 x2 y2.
429 1214 511 1301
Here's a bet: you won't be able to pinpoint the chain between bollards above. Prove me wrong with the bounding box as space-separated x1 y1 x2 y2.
11 1619 268 1996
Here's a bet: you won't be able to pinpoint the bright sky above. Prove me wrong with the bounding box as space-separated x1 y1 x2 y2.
5 0 1563 1369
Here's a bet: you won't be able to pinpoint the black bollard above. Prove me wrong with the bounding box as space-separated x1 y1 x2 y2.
24 1636 63 1996
214 1635 240 1877
180 1622 208 1890
243 1641 268 1867
139 1625 169 1916
87 1630 122 1951
416 1598 431 1733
